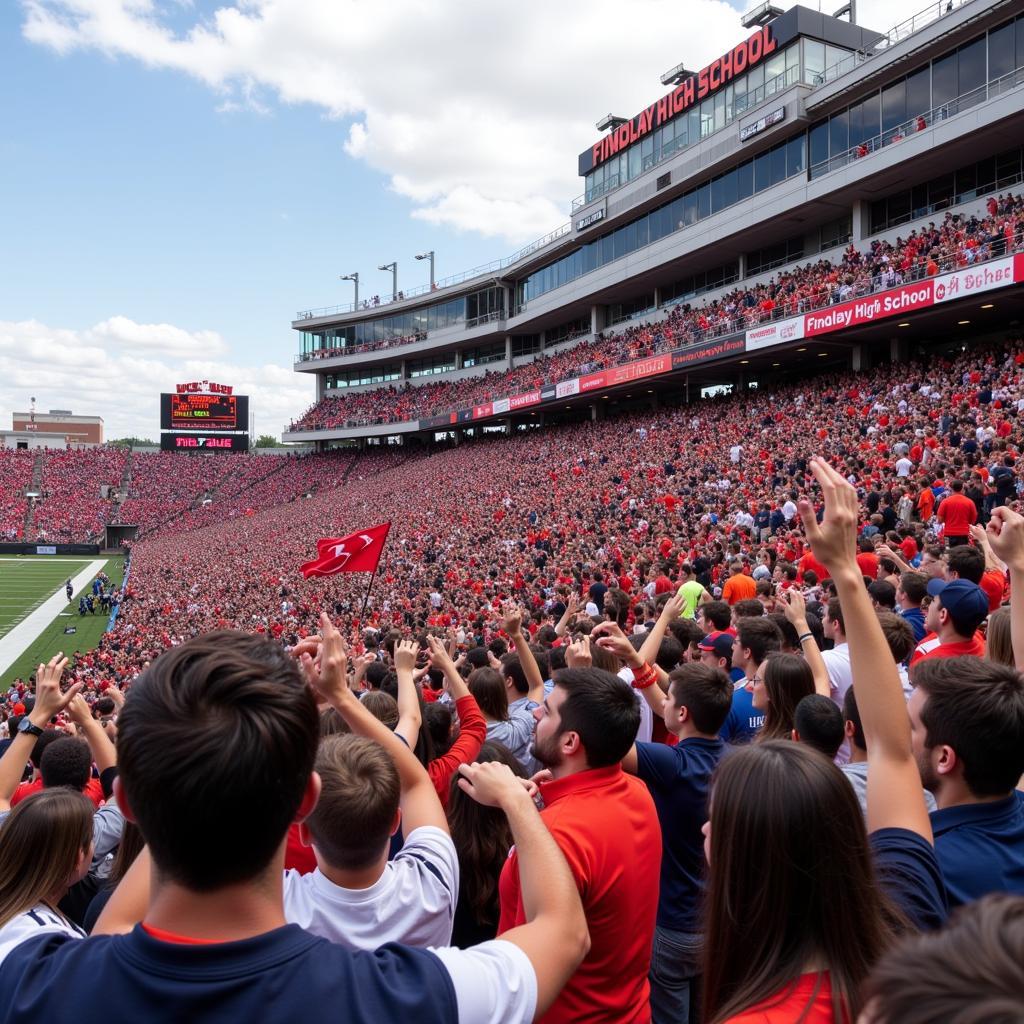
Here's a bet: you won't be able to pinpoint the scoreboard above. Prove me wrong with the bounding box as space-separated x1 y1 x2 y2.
161 393 248 432
160 432 249 452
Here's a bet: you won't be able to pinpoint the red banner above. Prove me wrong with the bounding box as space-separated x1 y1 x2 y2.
472 402 494 420
509 390 542 410
803 281 933 337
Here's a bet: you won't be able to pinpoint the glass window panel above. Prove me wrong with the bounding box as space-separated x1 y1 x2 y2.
729 159 749 201
754 150 771 192
989 20 1016 80
724 83 735 123
804 38 826 82
955 165 977 198
721 166 738 208
770 143 787 185
766 50 786 83
1018 15 1024 70
787 134 805 176
622 221 637 256
995 147 1021 184
906 66 931 118
976 156 996 191
641 135 654 171
670 195 686 230
683 190 698 226
747 63 764 91
825 45 849 76
635 214 650 248
711 175 725 214
697 182 711 220
688 109 701 144
829 110 849 156
860 93 879 142
809 120 829 167
700 99 714 138
599 233 614 266
881 79 906 134
957 36 986 101
932 52 957 109
787 43 799 69
582 242 597 274
714 91 726 131
628 143 642 180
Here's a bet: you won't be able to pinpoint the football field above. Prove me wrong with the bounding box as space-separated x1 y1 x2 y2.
0 555 125 686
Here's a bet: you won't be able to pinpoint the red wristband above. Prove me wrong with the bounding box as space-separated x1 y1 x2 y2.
631 662 657 690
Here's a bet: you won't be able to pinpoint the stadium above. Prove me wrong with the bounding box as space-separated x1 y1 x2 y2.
1 0 1023 1020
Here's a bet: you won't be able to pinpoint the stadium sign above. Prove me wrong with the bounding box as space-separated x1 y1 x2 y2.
161 433 249 452
933 257 1015 303
671 335 746 367
739 106 786 142
175 381 233 395
746 316 804 350
580 25 777 174
556 379 581 398
804 282 933 336
576 208 606 231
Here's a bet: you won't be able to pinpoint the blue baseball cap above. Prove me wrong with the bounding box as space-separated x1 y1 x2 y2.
698 632 735 659
926 578 989 624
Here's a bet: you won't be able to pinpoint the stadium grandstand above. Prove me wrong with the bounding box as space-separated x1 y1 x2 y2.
284 0 1024 445
2 2 1024 1021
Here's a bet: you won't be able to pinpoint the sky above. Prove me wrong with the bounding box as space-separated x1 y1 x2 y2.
0 0 926 441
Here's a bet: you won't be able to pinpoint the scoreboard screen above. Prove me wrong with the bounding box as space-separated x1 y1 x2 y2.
161 393 249 432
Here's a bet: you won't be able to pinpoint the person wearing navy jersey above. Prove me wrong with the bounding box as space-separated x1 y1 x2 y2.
0 615 589 1024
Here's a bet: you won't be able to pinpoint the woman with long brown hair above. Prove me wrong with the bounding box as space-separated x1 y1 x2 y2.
446 741 527 947
0 789 94 963
747 653 815 742
701 458 947 1024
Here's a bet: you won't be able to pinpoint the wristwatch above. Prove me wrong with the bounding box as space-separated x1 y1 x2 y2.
17 719 44 738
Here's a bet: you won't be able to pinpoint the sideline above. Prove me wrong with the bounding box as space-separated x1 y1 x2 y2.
0 559 106 678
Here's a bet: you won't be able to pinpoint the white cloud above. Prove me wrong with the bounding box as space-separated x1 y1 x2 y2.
20 0 930 244
0 315 313 440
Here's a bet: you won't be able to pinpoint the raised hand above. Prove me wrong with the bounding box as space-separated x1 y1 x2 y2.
393 638 420 674
66 693 93 727
780 587 807 626
797 457 859 576
986 505 1024 572
502 603 524 636
299 613 349 704
659 592 685 621
33 654 81 722
565 635 592 669
426 634 456 674
457 760 532 809
591 620 641 666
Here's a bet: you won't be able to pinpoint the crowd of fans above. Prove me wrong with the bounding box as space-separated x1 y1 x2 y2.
0 326 1022 1020
301 329 428 361
30 448 128 544
0 451 34 540
288 192 1024 432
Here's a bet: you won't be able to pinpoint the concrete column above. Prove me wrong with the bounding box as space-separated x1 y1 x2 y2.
653 286 662 309
316 374 326 401
737 252 747 280
590 402 602 422
851 344 863 372
504 334 513 369
890 336 907 363
538 330 546 351
503 417 513 435
591 304 607 336
400 360 409 381
851 200 866 242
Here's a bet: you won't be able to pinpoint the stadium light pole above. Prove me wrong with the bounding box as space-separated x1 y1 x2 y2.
415 250 435 289
378 262 398 301
339 272 359 309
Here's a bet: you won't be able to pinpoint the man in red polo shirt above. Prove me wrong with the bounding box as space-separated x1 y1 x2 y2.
937 479 976 547
498 666 661 1024
909 578 988 664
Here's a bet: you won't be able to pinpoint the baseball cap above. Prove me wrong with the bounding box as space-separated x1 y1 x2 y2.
698 632 735 659
926 578 989 625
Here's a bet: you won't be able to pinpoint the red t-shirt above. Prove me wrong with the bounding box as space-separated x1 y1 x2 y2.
799 552 830 583
498 765 661 1024
11 776 105 809
910 632 986 665
725 972 846 1023
937 493 976 537
855 552 880 579
979 569 1006 612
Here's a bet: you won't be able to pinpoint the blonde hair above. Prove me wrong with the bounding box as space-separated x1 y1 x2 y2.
986 606 1013 667
0 789 93 929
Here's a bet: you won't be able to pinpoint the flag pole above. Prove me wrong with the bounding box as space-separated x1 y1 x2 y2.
357 565 379 623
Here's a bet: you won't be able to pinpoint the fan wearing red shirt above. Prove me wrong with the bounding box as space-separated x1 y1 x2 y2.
498 667 661 1024
909 579 988 665
936 480 976 546
855 538 880 580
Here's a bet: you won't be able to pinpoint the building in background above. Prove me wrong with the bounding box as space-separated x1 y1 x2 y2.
7 409 104 448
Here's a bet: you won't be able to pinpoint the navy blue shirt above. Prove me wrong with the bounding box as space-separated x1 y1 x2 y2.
930 791 1024 908
719 681 763 745
0 924 458 1024
898 606 927 644
870 828 948 931
635 736 725 933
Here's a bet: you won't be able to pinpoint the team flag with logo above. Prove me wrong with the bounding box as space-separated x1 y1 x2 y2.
300 522 391 578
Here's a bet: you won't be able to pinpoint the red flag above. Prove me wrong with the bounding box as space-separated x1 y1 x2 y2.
300 522 391 578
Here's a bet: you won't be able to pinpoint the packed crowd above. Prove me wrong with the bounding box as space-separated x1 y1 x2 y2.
30 448 128 544
288 191 1024 432
302 329 428 361
0 451 34 541
2 329 1024 1020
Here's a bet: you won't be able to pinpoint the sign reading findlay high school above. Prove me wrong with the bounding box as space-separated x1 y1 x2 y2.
579 25 778 175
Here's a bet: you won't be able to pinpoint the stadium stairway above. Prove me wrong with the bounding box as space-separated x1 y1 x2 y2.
20 452 44 540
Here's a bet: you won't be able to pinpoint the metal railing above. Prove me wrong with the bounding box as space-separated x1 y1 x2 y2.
288 214 1024 434
811 65 1024 180
812 0 976 89
295 223 570 320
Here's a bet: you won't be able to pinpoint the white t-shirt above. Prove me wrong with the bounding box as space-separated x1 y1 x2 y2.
432 939 537 1024
0 904 85 966
895 457 914 478
283 826 458 950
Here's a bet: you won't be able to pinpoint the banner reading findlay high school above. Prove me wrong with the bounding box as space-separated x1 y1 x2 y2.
300 522 391 578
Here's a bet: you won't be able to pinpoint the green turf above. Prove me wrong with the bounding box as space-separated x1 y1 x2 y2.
0 555 125 686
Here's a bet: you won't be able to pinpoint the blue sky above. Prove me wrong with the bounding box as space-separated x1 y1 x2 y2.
0 0 915 439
